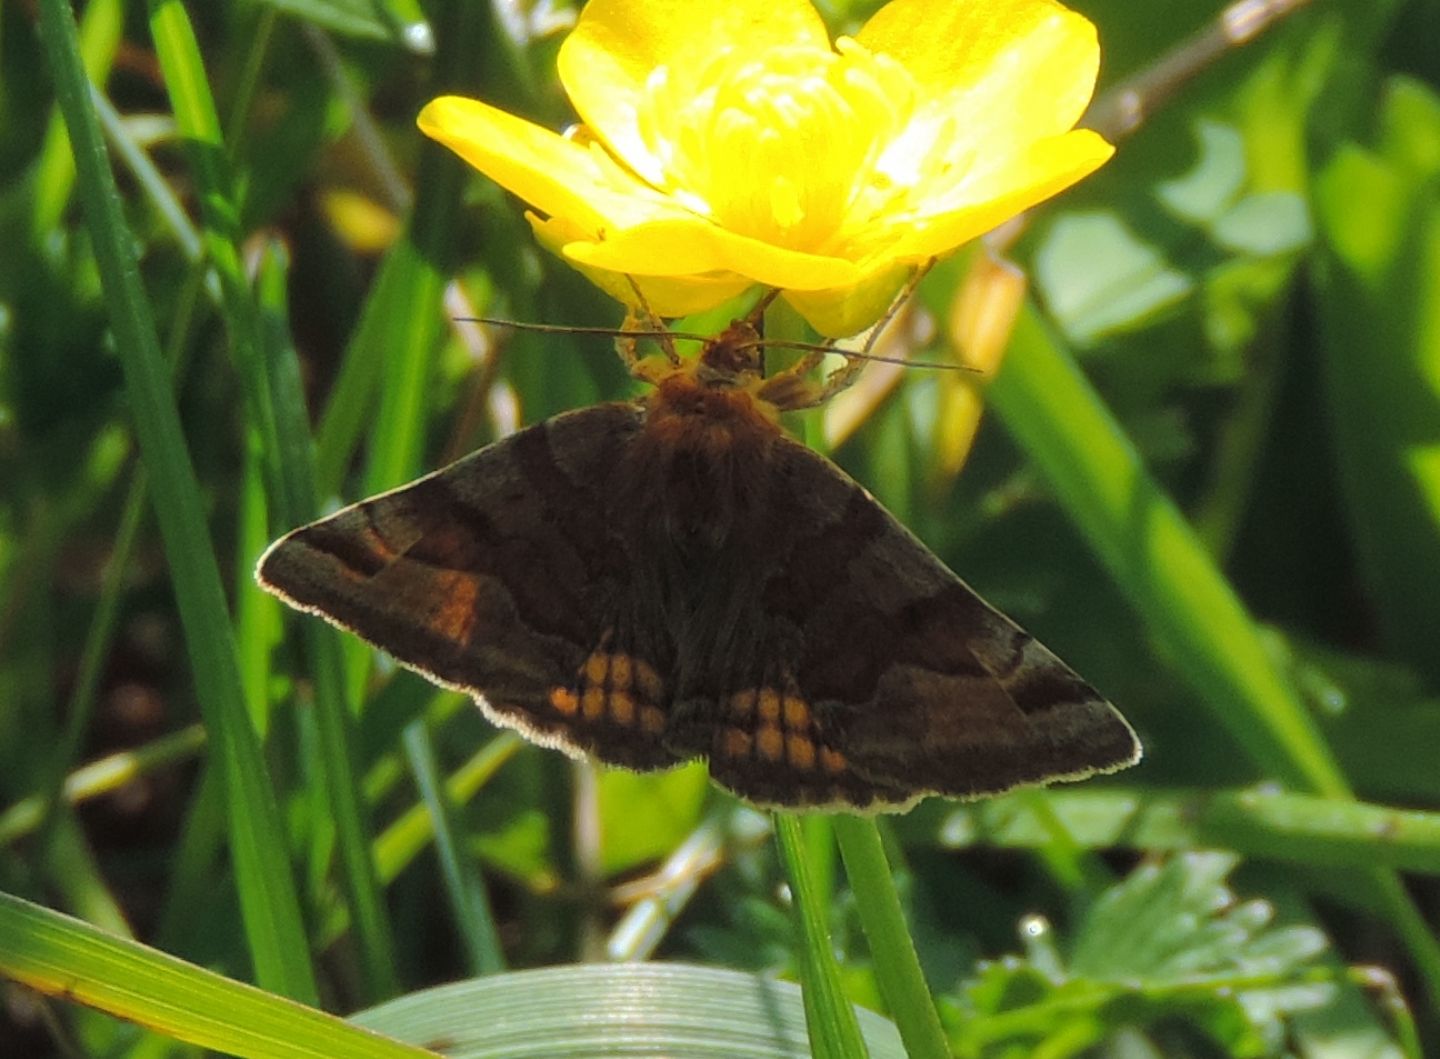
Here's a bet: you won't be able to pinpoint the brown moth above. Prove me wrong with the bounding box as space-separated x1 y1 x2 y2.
258 316 1140 811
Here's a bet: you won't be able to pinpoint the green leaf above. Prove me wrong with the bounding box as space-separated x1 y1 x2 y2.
356 963 907 1058
950 854 1333 1057
253 0 430 48
0 891 434 1059
1313 74 1440 685
598 762 709 876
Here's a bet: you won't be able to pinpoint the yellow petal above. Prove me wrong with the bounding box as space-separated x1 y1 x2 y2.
558 0 831 187
529 213 755 316
417 96 688 235
563 217 862 289
858 0 1100 143
839 128 1113 265
782 263 912 338
885 130 1114 261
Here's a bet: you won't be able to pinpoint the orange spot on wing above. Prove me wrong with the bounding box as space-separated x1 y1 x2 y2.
429 572 479 641
820 746 847 774
609 654 633 692
720 727 753 760
782 695 809 730
550 688 579 716
729 688 757 718
786 734 816 770
757 689 781 724
635 660 664 703
584 653 609 687
582 686 605 720
609 691 636 726
640 705 666 736
757 726 784 763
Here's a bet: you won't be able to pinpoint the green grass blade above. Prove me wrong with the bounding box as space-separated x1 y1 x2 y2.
30 0 121 237
258 240 400 997
144 0 398 995
0 727 207 849
924 786 1440 874
400 722 506 975
0 891 437 1059
35 0 318 1004
991 300 1343 796
774 813 869 1059
338 4 490 496
355 964 908 1058
984 296 1440 1007
832 815 949 1059
1312 86 1440 683
373 733 524 883
31 466 146 855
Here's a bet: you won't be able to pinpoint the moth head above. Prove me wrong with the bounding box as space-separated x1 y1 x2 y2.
694 317 765 387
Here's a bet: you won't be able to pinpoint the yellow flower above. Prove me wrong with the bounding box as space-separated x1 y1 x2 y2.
419 0 1112 337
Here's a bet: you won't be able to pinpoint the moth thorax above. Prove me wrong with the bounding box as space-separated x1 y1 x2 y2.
636 373 781 552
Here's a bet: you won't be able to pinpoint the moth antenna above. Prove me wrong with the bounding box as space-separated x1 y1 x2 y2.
456 319 970 373
861 259 937 358
455 318 676 340
802 258 940 404
760 344 973 373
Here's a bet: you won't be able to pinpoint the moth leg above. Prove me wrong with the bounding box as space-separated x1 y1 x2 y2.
813 353 867 402
765 258 940 409
613 310 650 375
617 277 681 375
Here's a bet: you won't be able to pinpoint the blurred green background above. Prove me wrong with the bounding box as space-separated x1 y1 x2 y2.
3 0 1440 1055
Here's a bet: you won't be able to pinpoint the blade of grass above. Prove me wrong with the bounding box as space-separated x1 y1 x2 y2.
155 763 228 953
924 786 1440 874
31 0 122 238
142 0 398 997
0 892 438 1059
31 464 146 853
354 963 908 1058
832 815 949 1059
774 813 869 1059
982 295 1440 1007
42 816 130 938
322 730 523 950
35 0 318 1004
373 732 524 884
338 0 492 497
992 300 1341 795
257 240 399 996
400 724 506 975
1313 117 1440 684
0 726 207 849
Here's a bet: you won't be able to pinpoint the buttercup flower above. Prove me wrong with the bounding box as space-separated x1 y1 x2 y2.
419 0 1112 337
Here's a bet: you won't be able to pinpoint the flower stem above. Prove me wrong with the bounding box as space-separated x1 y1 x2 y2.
834 814 950 1059
774 813 869 1058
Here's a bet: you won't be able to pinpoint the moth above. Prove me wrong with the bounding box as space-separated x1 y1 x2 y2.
258 314 1140 811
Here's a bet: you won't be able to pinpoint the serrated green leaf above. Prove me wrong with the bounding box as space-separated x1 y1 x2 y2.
950 854 1333 1058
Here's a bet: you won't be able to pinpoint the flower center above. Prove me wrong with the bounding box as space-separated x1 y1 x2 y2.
638 40 923 253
